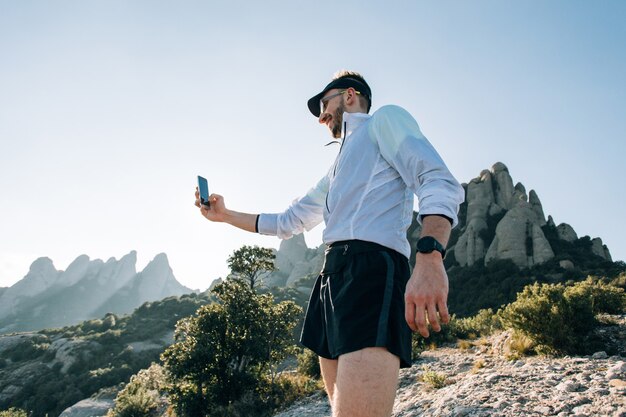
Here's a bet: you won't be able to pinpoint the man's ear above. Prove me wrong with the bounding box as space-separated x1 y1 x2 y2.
345 87 358 108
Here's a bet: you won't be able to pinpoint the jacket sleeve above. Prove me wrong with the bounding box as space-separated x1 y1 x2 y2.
369 105 465 227
256 175 328 239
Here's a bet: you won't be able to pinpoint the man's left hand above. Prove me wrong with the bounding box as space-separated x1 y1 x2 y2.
404 252 450 338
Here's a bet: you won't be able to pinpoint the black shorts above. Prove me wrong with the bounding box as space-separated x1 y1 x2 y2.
300 239 413 368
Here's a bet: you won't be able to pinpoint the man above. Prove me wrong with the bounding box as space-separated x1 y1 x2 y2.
195 70 464 417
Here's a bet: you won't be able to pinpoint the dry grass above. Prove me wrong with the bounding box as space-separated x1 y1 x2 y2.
471 359 486 374
420 366 448 389
504 331 535 361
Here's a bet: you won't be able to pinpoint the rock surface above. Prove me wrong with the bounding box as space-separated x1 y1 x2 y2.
274 335 626 417
58 398 114 417
450 162 613 270
485 205 554 268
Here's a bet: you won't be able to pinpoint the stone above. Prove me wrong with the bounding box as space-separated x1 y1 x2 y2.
513 182 528 206
591 237 612 261
274 233 309 277
534 405 553 415
529 190 547 226
559 259 575 271
607 362 626 379
492 162 515 210
591 351 608 360
609 379 626 388
58 398 114 417
556 381 584 392
485 205 555 268
556 223 578 242
454 170 495 266
455 221 488 267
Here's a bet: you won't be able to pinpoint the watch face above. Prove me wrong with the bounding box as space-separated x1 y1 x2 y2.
417 236 436 253
416 236 445 258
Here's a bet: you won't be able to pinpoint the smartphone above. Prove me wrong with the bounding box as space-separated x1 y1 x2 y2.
197 175 211 208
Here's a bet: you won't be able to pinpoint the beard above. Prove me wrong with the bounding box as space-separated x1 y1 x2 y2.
330 100 345 138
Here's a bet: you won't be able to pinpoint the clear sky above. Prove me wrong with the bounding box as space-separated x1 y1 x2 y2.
1 1 625 290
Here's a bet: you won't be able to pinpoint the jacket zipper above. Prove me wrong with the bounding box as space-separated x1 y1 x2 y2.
326 121 348 213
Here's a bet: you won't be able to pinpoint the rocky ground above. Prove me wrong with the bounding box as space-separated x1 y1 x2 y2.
274 332 626 417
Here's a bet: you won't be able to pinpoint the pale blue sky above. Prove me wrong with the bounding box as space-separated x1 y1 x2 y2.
1 1 625 290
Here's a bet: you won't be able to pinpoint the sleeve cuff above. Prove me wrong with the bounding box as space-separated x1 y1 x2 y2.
257 213 278 236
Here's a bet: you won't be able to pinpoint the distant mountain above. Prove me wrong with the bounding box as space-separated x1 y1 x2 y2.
0 251 194 333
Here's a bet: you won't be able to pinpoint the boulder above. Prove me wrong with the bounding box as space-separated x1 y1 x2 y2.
512 182 528 207
286 245 325 287
485 205 554 268
455 221 488 267
58 398 114 417
492 162 515 210
591 238 612 261
275 233 309 276
556 223 578 242
454 171 495 266
528 190 546 226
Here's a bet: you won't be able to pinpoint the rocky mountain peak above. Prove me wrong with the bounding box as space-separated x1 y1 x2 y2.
0 251 193 333
452 162 611 269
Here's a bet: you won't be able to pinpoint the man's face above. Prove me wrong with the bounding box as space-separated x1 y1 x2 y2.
319 89 346 139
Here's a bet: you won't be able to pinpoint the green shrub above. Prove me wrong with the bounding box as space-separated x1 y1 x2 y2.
420 366 447 389
499 279 625 355
0 409 27 417
455 308 502 338
107 363 168 417
259 373 321 414
296 348 321 379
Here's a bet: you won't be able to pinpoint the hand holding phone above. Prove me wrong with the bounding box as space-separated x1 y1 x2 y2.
197 175 211 208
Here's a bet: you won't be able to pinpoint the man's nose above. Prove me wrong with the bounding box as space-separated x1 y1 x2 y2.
319 112 330 124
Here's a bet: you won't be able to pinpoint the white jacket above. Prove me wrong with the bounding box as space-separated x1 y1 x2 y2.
258 105 465 259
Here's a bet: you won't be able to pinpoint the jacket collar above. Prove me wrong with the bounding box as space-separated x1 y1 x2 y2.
342 112 371 139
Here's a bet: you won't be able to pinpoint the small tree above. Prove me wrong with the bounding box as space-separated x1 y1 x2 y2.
227 245 276 290
161 278 301 416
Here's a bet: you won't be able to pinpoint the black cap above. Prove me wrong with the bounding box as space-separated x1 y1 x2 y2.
307 77 372 117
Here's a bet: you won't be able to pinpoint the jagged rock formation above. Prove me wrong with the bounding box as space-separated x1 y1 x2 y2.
452 162 611 269
0 252 193 333
591 237 613 261
265 234 324 291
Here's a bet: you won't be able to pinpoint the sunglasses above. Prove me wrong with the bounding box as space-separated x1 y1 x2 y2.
320 90 362 115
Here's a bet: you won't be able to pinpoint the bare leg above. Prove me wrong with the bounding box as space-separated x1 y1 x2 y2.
319 356 338 403
333 347 400 417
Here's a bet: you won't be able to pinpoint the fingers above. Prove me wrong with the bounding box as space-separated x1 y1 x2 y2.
437 301 450 325
427 303 440 333
405 301 417 333
415 305 429 338
194 188 200 207
405 300 430 338
405 299 449 338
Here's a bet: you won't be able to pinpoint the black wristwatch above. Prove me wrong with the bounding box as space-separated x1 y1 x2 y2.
416 236 446 259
